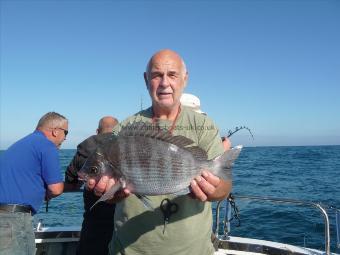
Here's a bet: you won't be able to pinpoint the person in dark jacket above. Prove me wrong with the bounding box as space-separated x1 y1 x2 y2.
64 116 118 255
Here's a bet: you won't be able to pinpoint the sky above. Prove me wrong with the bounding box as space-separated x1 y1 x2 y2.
0 0 339 149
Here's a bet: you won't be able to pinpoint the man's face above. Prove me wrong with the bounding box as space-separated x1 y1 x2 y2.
145 52 188 111
54 122 68 148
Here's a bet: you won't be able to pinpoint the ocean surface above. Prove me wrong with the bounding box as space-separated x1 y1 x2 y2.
27 146 340 252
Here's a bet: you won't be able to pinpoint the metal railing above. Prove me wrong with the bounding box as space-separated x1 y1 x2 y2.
214 194 331 255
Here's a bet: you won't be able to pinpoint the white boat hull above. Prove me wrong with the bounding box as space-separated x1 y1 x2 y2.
35 227 333 255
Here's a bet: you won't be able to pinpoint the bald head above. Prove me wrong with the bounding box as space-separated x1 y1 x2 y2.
145 49 187 79
97 116 118 134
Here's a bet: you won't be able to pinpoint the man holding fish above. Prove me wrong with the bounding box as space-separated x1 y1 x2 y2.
84 49 241 255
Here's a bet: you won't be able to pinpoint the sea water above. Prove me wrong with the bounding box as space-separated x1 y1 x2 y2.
30 146 340 252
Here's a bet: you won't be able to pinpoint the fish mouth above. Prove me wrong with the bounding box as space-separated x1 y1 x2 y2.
77 171 88 181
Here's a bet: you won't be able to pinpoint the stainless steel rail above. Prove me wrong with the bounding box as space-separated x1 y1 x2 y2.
214 194 331 255
336 209 340 248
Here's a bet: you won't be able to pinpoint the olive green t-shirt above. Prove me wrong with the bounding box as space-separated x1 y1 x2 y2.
109 106 224 255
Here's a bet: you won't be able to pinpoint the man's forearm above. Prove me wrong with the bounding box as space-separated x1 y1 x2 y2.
46 182 64 198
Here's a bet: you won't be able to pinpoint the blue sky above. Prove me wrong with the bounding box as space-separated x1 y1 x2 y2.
1 0 339 149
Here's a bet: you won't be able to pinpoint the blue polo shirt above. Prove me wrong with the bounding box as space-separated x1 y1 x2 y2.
0 130 63 214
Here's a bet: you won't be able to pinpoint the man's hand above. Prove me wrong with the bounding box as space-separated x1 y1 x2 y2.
190 171 232 202
86 176 131 203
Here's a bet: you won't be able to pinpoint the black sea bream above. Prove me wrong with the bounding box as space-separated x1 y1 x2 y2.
78 122 242 207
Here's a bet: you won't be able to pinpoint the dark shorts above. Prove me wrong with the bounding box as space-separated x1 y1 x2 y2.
77 217 114 255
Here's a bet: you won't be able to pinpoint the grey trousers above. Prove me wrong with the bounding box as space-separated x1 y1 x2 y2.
0 211 35 255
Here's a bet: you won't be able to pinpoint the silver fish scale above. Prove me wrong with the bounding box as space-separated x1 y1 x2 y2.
80 125 242 206
117 136 202 195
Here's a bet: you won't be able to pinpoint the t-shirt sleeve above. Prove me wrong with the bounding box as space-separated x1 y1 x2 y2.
41 145 63 185
198 117 224 160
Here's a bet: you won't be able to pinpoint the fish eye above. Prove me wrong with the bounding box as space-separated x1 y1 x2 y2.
90 166 98 174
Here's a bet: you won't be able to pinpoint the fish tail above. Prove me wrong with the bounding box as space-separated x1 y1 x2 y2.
90 182 122 210
211 145 243 180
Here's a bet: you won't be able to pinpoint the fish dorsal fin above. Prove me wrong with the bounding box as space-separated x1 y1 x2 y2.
119 121 196 149
166 135 194 148
95 133 116 143
185 146 208 161
118 121 145 137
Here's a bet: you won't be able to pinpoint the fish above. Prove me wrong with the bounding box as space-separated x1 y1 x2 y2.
78 121 242 209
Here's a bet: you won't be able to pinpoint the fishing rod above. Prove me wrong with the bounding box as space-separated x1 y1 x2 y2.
226 126 254 140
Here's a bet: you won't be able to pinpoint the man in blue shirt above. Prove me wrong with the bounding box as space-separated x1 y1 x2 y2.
0 112 67 255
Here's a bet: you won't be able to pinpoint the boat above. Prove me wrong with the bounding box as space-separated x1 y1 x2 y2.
34 194 340 255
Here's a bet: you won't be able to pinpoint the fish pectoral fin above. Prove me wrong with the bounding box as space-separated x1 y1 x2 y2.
90 182 122 210
173 187 190 196
135 194 154 210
